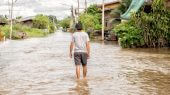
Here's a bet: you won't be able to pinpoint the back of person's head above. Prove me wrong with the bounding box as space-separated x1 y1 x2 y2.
75 22 83 31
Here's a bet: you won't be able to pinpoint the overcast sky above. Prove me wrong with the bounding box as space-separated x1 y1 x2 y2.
0 0 117 19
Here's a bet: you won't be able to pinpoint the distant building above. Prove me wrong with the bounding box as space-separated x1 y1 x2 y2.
0 22 7 26
19 16 35 27
0 18 7 26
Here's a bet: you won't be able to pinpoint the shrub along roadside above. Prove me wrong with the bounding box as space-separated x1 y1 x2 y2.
33 14 56 33
79 5 102 31
114 21 144 48
114 0 170 48
0 31 3 41
0 24 47 39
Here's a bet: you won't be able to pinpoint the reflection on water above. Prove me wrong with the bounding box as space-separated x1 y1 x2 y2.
0 31 170 95
69 79 90 95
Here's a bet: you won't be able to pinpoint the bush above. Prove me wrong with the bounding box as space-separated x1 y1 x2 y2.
114 21 144 48
33 14 49 29
114 0 170 48
48 22 55 33
0 31 3 41
33 14 56 33
79 4 101 31
79 13 101 31
1 25 10 38
0 24 47 39
131 0 170 47
59 17 71 29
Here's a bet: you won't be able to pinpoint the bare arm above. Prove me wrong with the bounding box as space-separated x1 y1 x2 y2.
70 42 74 58
86 41 90 58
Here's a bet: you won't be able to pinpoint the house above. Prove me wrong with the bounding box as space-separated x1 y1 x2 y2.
0 18 7 26
19 16 35 27
98 1 121 31
97 1 121 41
0 22 7 26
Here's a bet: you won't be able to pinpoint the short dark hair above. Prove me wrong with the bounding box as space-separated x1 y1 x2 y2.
75 22 83 30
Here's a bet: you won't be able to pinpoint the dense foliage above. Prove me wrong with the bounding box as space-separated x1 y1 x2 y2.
118 0 132 14
79 5 101 31
59 17 71 29
86 4 101 15
0 24 47 39
114 0 170 48
79 13 101 30
114 21 144 48
33 14 55 33
48 15 58 24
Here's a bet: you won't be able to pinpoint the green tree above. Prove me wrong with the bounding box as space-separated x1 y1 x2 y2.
79 13 101 30
86 4 101 15
48 15 58 24
33 14 50 29
79 4 101 31
59 17 71 29
33 14 56 33
118 0 132 14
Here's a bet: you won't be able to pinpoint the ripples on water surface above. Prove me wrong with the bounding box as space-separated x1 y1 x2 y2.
0 31 170 95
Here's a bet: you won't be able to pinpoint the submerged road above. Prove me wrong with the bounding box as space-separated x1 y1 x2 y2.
0 31 170 95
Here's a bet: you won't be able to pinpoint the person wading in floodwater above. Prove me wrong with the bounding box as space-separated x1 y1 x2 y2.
69 22 90 79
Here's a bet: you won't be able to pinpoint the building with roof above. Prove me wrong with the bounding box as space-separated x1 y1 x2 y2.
97 1 121 41
98 1 121 31
19 16 35 27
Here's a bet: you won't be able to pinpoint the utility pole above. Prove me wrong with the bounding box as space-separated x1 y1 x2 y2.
77 0 80 16
10 0 14 40
9 0 18 40
102 0 105 41
70 6 74 29
85 0 87 12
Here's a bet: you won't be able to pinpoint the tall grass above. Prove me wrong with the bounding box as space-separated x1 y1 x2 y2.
0 24 47 39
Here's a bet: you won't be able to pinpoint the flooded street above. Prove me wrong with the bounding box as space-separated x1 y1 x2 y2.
0 31 170 95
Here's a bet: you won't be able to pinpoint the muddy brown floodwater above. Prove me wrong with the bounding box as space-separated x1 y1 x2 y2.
0 31 170 95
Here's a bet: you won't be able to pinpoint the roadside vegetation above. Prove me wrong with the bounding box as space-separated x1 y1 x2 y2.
33 14 55 33
0 14 56 40
59 5 101 32
58 17 71 31
79 5 102 31
114 0 170 48
1 24 47 39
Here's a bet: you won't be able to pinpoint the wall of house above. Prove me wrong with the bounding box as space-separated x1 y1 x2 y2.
22 20 33 27
104 3 121 30
105 3 120 9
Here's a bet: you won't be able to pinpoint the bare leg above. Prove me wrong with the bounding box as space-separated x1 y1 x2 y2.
83 65 87 79
76 65 80 79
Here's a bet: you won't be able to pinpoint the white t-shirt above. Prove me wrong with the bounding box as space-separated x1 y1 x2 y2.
72 31 90 53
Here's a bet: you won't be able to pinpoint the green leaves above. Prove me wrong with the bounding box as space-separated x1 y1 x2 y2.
114 0 170 48
59 17 71 29
79 5 102 31
86 5 101 15
33 14 55 33
114 21 144 48
33 14 50 29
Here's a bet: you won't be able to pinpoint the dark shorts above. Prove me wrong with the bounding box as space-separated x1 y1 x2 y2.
74 52 87 66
